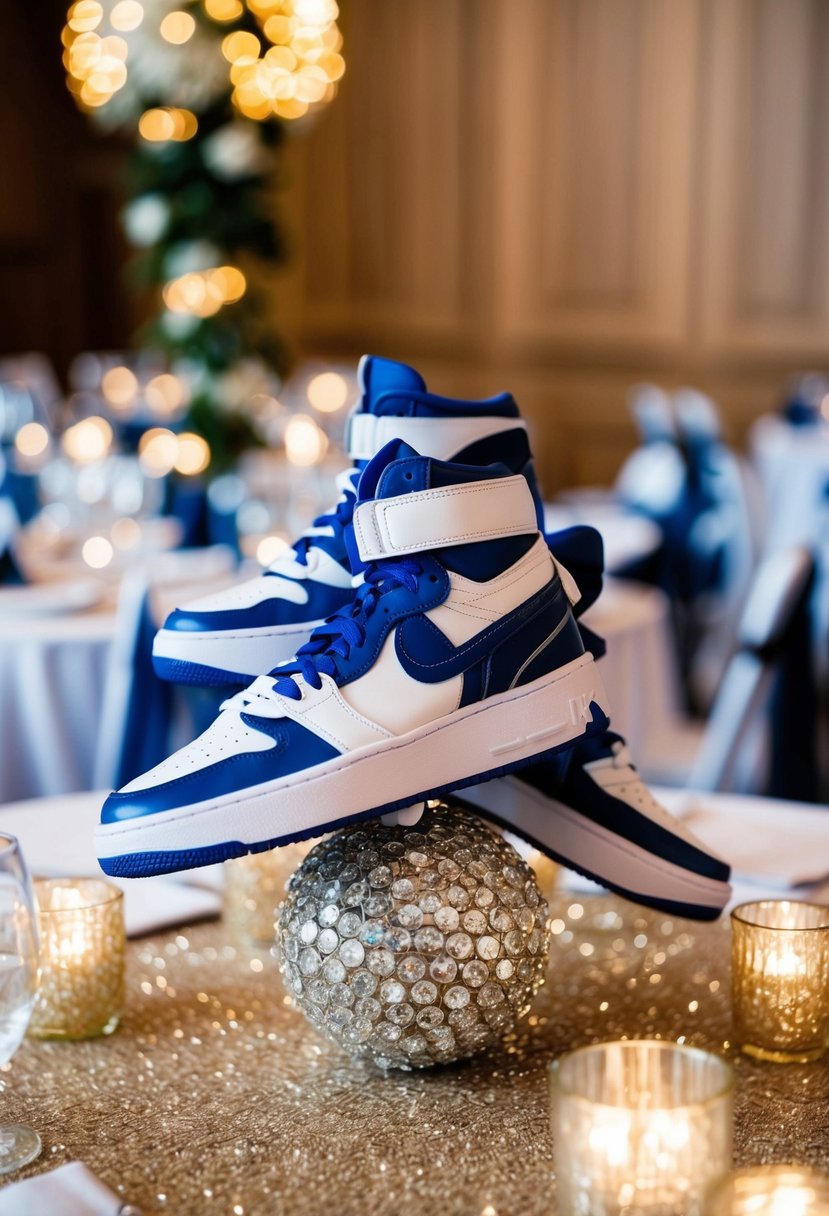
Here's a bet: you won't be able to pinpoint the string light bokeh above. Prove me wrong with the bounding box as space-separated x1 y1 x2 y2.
62 0 345 123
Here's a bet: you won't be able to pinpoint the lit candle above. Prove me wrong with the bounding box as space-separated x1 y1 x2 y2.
29 879 125 1040
709 1165 829 1215
551 1040 733 1215
731 900 829 1063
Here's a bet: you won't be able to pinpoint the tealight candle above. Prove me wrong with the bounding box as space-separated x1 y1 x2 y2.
28 879 124 1040
551 1040 733 1216
731 900 829 1063
709 1165 829 1214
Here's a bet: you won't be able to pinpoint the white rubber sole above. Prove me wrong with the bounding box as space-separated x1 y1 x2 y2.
96 653 608 867
152 619 326 680
460 776 731 914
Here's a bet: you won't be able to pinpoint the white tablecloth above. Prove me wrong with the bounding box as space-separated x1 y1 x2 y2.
0 610 116 802
0 552 238 804
582 577 681 761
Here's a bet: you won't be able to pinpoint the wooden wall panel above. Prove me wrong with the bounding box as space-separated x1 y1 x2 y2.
494 0 700 354
699 0 829 355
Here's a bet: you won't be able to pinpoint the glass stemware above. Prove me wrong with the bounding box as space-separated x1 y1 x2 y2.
0 832 41 1173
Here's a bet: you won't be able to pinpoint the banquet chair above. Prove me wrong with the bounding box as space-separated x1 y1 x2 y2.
92 547 238 790
640 545 816 796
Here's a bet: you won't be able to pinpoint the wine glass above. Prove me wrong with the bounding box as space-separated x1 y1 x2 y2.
0 832 40 1173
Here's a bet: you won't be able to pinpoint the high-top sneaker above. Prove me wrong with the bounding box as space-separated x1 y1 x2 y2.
152 355 538 686
462 527 732 920
461 735 732 921
96 439 609 878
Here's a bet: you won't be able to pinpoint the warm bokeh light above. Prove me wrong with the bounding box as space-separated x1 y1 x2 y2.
64 0 344 122
67 1 103 33
222 30 261 63
284 413 327 466
62 416 113 463
162 266 247 317
138 107 198 142
256 533 291 566
307 371 348 413
15 422 50 459
204 0 243 18
109 1 144 32
138 427 179 477
159 10 196 44
82 535 114 568
63 5 131 110
111 517 142 549
101 365 138 409
228 0 344 121
145 373 188 416
173 432 211 476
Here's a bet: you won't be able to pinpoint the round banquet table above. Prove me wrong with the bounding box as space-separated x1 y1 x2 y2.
0 607 116 803
0 786 828 1215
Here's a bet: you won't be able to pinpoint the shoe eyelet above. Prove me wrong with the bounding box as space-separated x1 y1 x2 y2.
404 471 413 481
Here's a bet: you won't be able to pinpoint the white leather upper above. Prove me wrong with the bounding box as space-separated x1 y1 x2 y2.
584 744 727 861
339 632 463 735
352 475 538 562
347 411 527 464
120 708 276 792
428 535 553 646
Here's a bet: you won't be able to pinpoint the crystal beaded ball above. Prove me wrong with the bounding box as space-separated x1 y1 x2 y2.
276 802 550 1069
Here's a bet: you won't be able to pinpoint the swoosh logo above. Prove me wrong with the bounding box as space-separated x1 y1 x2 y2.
395 580 569 684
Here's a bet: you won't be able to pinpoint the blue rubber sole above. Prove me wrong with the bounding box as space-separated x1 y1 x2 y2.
152 654 250 688
98 704 610 879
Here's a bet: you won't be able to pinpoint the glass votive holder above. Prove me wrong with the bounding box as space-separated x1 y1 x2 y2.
731 900 829 1063
551 1039 734 1216
224 844 310 946
709 1165 829 1214
28 878 124 1040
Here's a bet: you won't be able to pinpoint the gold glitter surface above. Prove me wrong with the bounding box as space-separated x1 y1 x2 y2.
3 884 829 1215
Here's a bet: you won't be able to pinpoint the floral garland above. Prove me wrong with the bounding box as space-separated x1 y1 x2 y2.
61 0 344 473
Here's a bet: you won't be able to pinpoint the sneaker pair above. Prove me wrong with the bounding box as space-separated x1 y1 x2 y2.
95 357 730 919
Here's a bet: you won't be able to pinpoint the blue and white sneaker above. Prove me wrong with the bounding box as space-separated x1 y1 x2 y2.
152 354 537 686
461 734 732 921
96 439 609 878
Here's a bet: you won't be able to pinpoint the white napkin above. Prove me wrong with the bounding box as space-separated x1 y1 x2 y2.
0 793 222 937
0 1161 139 1216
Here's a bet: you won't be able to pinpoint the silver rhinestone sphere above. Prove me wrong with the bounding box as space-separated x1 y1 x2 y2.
276 802 550 1069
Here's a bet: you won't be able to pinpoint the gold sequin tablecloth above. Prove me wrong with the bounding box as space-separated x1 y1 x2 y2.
4 891 829 1216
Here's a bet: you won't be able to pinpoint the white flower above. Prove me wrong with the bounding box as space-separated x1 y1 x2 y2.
164 241 222 278
201 123 269 180
161 309 199 340
121 194 170 246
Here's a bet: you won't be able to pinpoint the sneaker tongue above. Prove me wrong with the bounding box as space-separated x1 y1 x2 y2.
356 438 422 502
357 355 426 413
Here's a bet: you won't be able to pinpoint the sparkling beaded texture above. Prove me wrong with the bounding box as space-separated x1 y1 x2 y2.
276 803 550 1068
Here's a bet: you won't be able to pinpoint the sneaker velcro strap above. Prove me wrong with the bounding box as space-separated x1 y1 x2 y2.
347 411 526 463
353 475 539 562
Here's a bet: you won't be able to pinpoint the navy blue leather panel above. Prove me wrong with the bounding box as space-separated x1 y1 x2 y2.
484 606 585 697
395 577 576 686
519 734 731 882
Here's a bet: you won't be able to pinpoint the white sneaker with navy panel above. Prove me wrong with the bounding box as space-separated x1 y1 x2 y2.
151 355 537 686
104 356 731 918
96 435 608 878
